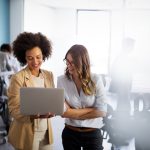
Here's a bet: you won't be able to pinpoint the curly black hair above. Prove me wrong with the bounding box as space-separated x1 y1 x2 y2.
12 32 52 66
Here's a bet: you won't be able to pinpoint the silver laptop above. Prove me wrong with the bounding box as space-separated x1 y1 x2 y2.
20 87 64 116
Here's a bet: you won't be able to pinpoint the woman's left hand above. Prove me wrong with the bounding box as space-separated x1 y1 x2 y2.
39 112 55 118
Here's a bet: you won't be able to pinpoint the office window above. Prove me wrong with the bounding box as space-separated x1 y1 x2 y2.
77 10 110 74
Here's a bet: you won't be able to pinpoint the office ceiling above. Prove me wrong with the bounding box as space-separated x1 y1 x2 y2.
33 0 150 9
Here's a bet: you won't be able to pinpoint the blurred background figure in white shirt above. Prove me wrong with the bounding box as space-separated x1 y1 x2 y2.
109 37 135 114
0 43 21 93
0 43 21 73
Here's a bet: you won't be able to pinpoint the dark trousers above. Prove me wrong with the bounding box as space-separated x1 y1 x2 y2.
62 127 103 150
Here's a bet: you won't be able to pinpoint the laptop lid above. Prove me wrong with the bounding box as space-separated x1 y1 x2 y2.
20 87 64 116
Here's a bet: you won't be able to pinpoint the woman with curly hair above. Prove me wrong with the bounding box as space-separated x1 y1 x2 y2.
57 44 107 150
7 32 54 150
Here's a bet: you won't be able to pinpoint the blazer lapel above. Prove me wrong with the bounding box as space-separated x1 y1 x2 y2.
23 67 53 88
41 69 54 88
41 70 49 88
23 67 34 87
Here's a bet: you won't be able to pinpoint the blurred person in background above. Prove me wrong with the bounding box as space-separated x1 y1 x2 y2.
0 43 21 73
1 43 21 88
109 37 135 115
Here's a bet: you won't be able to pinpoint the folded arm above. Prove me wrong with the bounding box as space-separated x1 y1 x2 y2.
62 102 106 120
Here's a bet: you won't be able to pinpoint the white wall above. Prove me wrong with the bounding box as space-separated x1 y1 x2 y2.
24 0 55 37
49 8 77 81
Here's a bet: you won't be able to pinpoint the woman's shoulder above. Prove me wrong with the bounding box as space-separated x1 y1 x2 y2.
91 73 106 87
10 68 25 82
12 68 25 77
41 69 53 77
57 75 66 81
41 69 52 73
91 73 101 81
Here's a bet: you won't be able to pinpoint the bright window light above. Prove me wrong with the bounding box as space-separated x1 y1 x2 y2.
77 10 110 74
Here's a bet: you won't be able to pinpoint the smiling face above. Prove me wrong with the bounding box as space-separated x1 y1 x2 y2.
25 47 43 75
64 44 92 81
65 53 78 76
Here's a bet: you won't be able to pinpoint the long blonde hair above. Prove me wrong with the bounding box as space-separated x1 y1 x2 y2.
64 44 96 95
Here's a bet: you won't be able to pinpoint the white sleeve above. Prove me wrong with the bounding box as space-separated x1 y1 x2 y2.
94 75 107 112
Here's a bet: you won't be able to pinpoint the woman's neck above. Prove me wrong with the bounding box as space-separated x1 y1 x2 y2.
30 70 40 77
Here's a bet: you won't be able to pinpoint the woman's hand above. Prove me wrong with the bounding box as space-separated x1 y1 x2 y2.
30 114 40 119
39 112 55 118
30 112 55 119
65 101 71 110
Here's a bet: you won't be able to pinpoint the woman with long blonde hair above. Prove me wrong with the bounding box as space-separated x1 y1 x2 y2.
57 44 107 150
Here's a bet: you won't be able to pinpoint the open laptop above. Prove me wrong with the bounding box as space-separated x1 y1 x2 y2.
20 87 64 116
